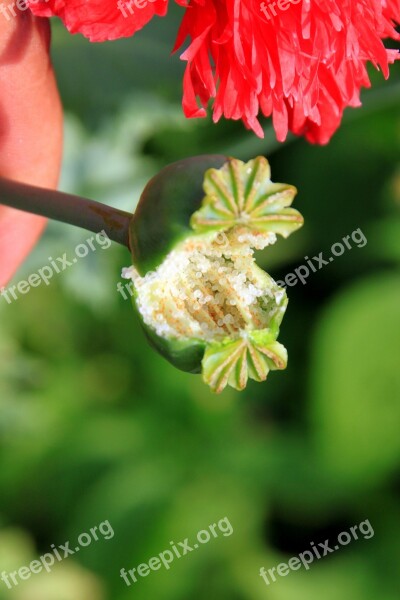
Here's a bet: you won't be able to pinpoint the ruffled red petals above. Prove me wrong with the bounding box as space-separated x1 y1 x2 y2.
28 0 168 42
175 0 400 143
27 0 400 141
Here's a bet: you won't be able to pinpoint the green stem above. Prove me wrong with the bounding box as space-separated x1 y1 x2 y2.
0 177 132 249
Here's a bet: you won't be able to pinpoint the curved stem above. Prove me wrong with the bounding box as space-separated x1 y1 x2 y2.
0 177 132 249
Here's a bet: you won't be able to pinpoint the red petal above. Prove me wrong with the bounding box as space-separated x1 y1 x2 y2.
28 0 169 42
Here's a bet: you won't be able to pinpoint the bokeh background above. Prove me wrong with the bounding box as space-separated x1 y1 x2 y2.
1 7 400 600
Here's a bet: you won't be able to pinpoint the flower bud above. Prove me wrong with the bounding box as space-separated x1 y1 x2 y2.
124 155 303 393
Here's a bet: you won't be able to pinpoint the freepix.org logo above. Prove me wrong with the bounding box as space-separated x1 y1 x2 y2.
120 516 233 586
0 230 111 305
0 0 50 21
259 0 302 22
259 518 374 586
1 520 114 589
117 0 167 19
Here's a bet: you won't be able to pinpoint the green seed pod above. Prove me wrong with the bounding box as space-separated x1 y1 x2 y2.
124 155 303 393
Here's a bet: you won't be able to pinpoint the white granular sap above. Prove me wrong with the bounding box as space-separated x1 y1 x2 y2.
122 230 285 342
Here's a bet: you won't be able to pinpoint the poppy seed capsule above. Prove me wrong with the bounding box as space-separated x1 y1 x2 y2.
124 155 303 393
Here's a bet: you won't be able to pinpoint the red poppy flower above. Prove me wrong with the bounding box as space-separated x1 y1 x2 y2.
0 11 63 288
28 0 399 143
175 0 400 143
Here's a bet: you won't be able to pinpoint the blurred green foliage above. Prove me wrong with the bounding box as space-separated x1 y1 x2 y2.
0 12 400 600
